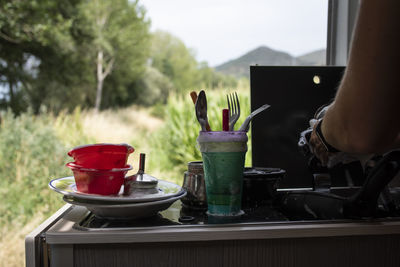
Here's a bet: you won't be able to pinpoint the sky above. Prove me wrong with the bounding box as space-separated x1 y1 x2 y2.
139 0 329 67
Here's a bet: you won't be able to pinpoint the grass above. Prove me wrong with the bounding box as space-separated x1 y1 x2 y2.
0 86 251 267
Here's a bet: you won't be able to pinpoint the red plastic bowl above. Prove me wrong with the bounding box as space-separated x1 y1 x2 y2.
68 143 134 169
66 162 132 195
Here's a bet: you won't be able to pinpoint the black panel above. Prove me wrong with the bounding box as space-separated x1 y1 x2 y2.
250 66 345 188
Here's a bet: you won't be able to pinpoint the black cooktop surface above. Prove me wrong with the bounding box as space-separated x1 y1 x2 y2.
75 200 290 230
74 187 400 231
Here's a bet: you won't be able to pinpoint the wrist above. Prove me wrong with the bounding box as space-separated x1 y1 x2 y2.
315 119 340 153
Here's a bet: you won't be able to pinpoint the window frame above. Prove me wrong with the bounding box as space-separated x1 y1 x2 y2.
326 0 360 65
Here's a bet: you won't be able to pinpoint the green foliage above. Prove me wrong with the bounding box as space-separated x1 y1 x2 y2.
149 89 252 182
0 2 238 114
150 31 199 93
0 0 78 45
80 0 151 109
149 31 239 98
0 0 92 113
0 0 79 113
197 61 238 89
0 109 93 227
132 66 174 106
0 0 151 113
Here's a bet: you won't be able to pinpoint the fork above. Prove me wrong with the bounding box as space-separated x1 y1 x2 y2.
227 92 240 131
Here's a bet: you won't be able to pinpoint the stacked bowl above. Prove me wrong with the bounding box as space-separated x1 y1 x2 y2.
66 143 134 195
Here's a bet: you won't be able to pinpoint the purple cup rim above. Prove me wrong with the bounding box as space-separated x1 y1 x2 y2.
197 131 248 143
66 162 133 172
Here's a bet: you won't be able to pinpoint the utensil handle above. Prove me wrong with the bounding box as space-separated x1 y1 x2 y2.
238 104 270 132
205 124 211 131
238 116 252 132
222 109 229 131
190 91 197 104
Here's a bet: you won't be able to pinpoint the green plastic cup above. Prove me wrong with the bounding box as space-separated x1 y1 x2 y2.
197 131 248 216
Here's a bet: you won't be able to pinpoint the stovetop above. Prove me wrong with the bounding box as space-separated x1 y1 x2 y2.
74 187 400 231
75 201 289 230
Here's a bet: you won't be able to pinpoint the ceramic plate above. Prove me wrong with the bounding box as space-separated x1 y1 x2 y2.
49 176 184 204
63 192 186 219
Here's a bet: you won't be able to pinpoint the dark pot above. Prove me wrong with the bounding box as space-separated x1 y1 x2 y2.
242 167 286 208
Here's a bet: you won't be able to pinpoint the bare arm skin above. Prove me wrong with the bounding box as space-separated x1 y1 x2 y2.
322 0 400 154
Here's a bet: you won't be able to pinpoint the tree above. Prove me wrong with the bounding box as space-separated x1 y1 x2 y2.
0 0 151 113
132 66 174 106
150 31 199 93
79 0 150 111
149 31 238 93
0 0 82 113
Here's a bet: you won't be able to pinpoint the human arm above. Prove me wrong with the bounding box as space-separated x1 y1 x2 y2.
321 0 400 155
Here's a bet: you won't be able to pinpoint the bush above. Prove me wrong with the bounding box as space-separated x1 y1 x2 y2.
0 109 93 227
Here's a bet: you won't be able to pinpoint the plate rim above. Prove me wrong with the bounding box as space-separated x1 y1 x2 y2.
64 192 186 219
62 191 186 208
49 176 184 203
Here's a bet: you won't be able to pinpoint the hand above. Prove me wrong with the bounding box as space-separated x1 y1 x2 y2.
306 105 373 168
309 119 372 168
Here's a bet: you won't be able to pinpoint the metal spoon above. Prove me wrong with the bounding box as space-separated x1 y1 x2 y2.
195 90 211 131
238 104 271 132
192 91 211 131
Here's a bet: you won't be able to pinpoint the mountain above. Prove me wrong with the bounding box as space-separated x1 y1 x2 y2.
215 46 326 78
296 49 326 66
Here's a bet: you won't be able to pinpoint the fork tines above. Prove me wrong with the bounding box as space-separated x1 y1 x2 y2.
227 92 240 131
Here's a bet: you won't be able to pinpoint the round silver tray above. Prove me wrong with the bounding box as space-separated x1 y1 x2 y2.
49 176 184 204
